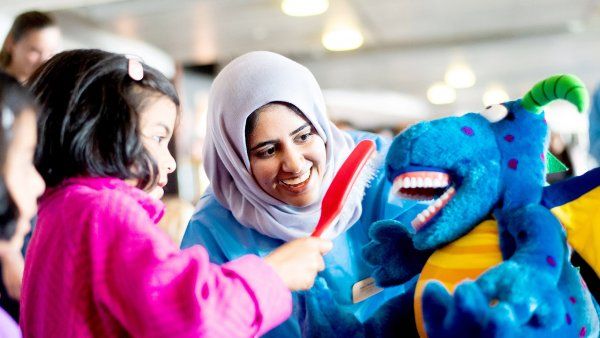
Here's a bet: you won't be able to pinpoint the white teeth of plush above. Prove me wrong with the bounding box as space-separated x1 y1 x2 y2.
412 185 456 229
396 174 452 189
282 170 310 185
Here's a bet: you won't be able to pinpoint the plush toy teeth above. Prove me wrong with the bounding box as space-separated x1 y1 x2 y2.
392 171 451 201
411 186 456 231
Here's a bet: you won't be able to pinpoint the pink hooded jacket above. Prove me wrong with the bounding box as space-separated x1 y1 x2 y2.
21 177 291 337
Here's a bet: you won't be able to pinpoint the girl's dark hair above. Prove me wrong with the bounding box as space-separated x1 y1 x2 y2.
0 11 56 68
0 71 36 240
29 49 179 189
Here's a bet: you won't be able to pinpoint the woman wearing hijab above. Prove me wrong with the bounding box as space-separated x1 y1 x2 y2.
181 51 419 337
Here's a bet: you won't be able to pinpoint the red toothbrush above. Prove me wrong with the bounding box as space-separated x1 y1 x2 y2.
311 139 378 237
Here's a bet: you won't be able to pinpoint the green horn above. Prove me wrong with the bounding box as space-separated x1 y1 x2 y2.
521 74 589 114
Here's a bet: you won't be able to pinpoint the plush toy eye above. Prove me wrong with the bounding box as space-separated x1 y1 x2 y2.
480 104 508 123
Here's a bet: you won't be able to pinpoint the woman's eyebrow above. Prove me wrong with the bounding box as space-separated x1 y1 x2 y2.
289 123 310 136
249 140 277 152
249 123 310 152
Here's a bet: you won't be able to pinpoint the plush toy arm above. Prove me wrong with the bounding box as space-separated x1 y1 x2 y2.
476 204 567 328
423 280 516 338
363 219 433 287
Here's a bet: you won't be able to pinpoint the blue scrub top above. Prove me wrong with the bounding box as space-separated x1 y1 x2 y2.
181 131 421 337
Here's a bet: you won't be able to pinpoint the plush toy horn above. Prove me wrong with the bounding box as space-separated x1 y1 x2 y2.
521 74 589 114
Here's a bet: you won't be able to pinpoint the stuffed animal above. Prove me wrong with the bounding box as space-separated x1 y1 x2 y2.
363 74 600 337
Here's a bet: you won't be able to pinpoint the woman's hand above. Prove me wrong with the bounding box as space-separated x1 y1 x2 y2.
265 237 333 291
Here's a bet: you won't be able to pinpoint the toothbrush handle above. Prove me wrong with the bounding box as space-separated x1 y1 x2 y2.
312 140 376 237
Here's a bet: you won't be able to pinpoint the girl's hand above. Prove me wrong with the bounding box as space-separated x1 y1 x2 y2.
265 237 333 291
1 250 24 300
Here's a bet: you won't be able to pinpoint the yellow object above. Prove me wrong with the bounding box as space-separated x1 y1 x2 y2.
414 220 503 337
551 186 600 277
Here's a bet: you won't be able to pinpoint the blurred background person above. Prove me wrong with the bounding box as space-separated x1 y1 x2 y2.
0 71 45 335
0 11 61 83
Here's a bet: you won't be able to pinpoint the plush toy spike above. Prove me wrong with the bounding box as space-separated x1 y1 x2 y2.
521 74 589 114
546 151 569 174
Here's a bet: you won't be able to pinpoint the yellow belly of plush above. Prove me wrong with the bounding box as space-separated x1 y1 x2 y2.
414 220 503 337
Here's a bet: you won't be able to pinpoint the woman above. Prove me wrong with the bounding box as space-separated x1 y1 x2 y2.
0 11 61 83
0 71 46 336
181 51 419 337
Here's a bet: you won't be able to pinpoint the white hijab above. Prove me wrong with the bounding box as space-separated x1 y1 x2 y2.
203 51 361 241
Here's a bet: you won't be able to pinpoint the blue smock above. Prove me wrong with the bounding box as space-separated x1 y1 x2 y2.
590 85 600 163
181 131 421 337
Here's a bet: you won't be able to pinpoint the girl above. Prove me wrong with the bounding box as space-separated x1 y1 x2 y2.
0 71 45 337
21 49 332 337
181 51 420 337
0 11 61 83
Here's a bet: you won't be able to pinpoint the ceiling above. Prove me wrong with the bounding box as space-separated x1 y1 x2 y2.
4 0 600 120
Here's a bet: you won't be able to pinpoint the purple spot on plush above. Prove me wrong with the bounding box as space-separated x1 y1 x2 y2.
580 326 586 337
570 296 577 304
546 255 556 267
461 126 474 136
504 134 514 142
541 153 545 161
508 159 518 170
566 313 572 325
543 117 547 124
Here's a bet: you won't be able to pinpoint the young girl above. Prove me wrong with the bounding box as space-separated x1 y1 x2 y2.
0 71 45 337
20 49 332 337
181 51 421 337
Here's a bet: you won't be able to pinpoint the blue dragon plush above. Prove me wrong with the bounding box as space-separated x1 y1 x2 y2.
361 74 600 337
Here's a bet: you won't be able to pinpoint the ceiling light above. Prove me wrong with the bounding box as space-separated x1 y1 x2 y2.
322 26 363 51
281 0 329 17
482 85 510 106
427 82 456 105
444 63 476 89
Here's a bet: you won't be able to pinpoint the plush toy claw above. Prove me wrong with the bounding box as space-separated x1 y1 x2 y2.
363 219 432 287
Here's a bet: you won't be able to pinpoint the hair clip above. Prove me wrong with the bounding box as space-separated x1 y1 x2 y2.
126 55 144 81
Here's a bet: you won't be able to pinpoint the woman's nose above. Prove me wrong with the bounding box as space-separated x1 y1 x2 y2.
281 148 304 173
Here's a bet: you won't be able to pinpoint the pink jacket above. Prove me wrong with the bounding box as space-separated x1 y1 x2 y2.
21 177 291 337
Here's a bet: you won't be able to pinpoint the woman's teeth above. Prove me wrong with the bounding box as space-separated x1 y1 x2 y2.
281 169 311 187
